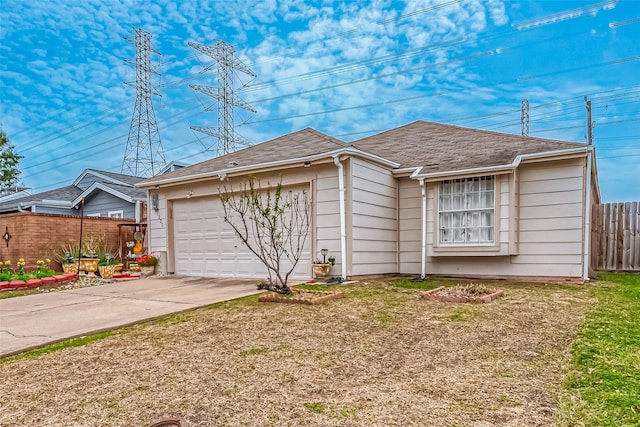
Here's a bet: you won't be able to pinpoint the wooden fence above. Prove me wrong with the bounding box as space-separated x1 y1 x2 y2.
592 201 640 272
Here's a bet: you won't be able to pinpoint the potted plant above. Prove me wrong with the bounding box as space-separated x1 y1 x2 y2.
137 254 158 276
78 237 100 274
57 244 80 274
312 259 331 278
98 253 117 279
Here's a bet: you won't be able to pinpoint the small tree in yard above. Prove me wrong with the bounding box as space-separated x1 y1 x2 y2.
0 131 23 192
220 176 310 294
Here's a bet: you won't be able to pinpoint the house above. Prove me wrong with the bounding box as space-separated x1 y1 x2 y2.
0 169 147 221
137 121 600 282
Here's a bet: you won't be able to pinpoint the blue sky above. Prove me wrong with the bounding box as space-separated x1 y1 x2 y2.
1 0 638 202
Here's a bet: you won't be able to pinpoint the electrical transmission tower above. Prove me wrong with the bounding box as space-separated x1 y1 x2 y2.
122 27 166 177
188 40 257 156
521 99 530 136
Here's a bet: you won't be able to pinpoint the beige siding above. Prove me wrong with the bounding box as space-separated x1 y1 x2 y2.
398 178 422 273
148 163 341 278
350 158 398 275
424 157 586 279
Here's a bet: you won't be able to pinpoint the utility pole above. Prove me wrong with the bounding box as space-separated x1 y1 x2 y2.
122 28 166 177
188 40 257 156
521 99 530 136
585 96 593 145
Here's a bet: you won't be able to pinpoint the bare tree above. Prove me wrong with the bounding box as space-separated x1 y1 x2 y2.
220 176 310 294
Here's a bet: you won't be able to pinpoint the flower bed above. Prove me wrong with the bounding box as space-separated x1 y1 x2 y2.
259 287 344 305
422 284 503 304
0 258 69 292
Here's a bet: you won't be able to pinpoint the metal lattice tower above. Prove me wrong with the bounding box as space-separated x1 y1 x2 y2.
122 28 166 177
521 99 530 136
188 40 257 156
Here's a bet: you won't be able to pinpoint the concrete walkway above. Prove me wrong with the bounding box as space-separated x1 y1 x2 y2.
0 276 262 357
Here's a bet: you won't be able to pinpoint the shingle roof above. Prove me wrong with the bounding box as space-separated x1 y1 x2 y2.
99 182 146 200
86 169 146 186
139 128 348 185
350 121 586 173
0 185 83 212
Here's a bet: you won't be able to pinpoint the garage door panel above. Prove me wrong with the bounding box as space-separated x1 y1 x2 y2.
172 187 310 279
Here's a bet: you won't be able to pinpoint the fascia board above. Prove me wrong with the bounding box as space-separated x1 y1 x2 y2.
71 182 135 206
410 146 590 180
137 147 400 188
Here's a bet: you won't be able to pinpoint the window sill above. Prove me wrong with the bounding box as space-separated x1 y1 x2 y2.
430 244 507 257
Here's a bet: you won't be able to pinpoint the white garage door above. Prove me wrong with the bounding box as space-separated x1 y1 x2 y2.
172 187 311 279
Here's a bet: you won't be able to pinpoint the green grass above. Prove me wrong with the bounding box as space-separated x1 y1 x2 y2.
1 330 122 363
389 277 446 290
559 273 640 427
303 402 325 414
0 288 40 299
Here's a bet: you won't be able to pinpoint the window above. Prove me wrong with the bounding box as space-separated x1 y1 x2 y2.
86 213 101 217
108 210 124 218
438 176 494 245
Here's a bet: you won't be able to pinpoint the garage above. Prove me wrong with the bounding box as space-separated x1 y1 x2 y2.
171 187 311 279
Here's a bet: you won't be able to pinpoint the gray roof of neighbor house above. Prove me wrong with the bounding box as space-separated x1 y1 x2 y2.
0 185 83 212
0 169 146 213
139 128 349 186
350 121 587 174
79 169 147 187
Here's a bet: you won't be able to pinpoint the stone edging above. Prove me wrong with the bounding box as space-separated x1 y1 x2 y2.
259 287 344 305
422 286 503 303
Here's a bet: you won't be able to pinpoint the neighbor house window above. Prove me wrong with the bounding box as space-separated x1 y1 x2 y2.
438 176 494 245
108 210 124 218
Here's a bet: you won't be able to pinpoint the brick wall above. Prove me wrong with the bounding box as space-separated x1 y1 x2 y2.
0 212 138 271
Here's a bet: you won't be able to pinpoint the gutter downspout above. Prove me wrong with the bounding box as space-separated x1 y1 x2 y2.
419 179 427 279
135 200 141 224
583 149 593 281
333 156 347 280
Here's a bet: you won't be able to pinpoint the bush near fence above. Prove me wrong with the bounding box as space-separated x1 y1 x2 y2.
0 212 136 271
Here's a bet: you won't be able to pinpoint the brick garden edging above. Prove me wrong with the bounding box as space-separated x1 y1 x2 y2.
422 286 504 304
0 273 79 292
259 287 344 305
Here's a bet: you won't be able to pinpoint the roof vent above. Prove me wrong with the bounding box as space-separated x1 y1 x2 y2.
228 161 239 167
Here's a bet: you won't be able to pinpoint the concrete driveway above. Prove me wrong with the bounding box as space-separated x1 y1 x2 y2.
0 276 262 357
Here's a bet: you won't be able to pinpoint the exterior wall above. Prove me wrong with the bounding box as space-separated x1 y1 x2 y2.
83 192 136 218
148 162 342 277
0 212 134 271
350 158 398 275
33 206 78 215
398 177 422 274
424 157 586 278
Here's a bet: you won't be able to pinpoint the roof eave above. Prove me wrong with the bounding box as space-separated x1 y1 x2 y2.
137 147 400 189
71 182 138 206
410 146 590 180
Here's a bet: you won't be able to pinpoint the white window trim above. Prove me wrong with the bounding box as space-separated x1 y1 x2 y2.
108 210 124 218
86 213 101 217
433 175 501 255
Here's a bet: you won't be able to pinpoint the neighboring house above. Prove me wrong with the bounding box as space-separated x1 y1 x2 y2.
158 160 190 175
138 121 600 282
0 169 147 221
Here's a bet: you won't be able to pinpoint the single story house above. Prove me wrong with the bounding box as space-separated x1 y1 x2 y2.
0 169 148 221
138 121 600 282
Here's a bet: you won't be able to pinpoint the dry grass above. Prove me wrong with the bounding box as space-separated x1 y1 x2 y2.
0 279 594 427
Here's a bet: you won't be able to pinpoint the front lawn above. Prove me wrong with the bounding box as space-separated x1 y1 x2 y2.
558 273 640 426
0 277 622 426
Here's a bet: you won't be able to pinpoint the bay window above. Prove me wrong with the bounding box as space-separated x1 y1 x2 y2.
438 176 495 246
